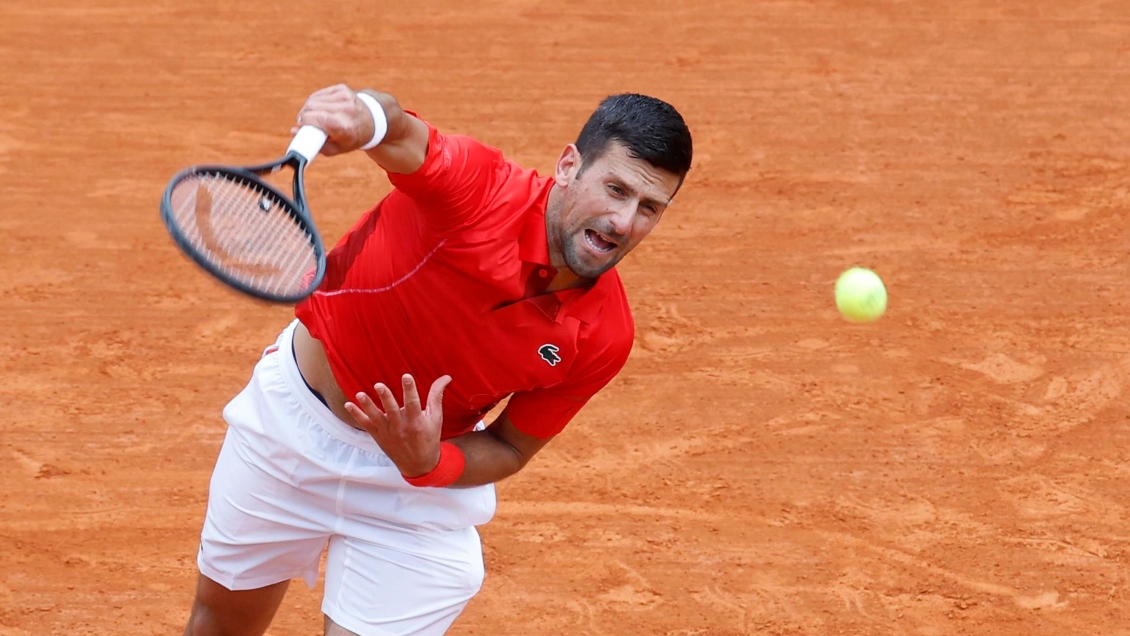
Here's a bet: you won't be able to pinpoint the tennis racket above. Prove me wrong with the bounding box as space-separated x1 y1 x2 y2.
160 125 329 303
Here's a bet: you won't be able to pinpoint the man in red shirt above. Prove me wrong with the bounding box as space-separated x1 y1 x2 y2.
184 83 693 636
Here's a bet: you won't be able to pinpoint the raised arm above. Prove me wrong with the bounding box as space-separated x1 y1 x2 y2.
293 83 429 174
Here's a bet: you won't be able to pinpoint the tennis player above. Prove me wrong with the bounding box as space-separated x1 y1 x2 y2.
183 83 693 636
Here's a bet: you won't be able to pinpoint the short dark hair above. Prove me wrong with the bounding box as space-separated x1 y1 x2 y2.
575 93 693 181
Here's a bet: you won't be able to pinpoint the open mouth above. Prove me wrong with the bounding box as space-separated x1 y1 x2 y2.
584 229 617 253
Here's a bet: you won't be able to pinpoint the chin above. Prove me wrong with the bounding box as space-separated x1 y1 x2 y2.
565 252 618 279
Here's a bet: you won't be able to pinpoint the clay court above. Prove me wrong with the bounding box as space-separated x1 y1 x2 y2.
3 1 1130 634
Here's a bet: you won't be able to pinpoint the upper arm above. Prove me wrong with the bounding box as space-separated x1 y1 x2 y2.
364 94 505 233
485 410 554 467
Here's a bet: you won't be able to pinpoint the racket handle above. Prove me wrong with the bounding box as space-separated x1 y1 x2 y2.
288 125 329 163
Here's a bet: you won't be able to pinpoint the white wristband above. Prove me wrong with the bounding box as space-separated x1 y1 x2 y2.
356 92 388 151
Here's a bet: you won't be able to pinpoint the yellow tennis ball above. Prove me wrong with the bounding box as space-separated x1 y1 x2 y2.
835 267 887 323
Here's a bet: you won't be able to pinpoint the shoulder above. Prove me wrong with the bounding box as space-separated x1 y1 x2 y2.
387 115 540 233
415 116 508 171
388 115 507 182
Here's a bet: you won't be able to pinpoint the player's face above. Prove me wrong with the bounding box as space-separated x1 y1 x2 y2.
549 142 681 280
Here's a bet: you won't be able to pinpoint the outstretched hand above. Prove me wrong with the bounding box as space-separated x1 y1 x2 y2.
344 374 452 477
292 84 378 157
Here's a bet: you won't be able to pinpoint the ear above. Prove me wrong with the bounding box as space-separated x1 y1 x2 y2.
554 144 582 187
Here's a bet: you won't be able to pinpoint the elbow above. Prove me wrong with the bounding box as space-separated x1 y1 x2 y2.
487 429 533 475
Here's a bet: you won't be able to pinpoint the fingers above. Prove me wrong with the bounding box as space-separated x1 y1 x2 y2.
400 374 451 419
343 401 369 425
309 84 351 101
372 382 402 417
291 84 365 152
299 84 354 114
402 374 422 418
355 374 450 431
295 85 357 124
344 392 387 434
295 109 336 133
427 375 452 415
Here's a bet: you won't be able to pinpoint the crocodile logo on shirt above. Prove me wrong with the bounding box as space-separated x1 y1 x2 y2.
538 344 561 366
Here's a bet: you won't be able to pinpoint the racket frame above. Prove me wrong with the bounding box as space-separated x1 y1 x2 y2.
160 150 327 304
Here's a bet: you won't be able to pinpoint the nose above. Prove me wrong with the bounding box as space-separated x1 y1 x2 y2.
607 201 635 237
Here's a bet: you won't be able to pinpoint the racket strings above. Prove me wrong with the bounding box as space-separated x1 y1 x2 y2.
169 172 319 297
209 176 302 277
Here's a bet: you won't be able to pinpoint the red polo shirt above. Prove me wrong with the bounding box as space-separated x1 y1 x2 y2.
294 117 634 439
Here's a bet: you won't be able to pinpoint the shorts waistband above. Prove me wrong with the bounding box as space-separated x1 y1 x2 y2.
275 320 389 456
290 346 330 409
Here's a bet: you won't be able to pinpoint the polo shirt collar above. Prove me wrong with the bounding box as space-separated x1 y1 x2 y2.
519 188 553 266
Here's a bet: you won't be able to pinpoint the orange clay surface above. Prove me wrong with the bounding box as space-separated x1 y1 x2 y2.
3 1 1130 634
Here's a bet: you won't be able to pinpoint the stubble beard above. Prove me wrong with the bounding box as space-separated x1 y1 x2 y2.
562 228 622 280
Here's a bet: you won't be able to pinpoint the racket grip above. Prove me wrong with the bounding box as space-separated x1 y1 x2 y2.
288 125 329 163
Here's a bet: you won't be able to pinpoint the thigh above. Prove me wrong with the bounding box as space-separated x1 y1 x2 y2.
197 425 331 591
185 573 290 636
321 527 486 636
324 614 359 636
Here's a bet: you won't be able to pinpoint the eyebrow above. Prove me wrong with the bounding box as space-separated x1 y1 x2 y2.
610 177 671 209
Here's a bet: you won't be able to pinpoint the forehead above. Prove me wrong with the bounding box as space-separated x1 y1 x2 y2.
584 142 681 202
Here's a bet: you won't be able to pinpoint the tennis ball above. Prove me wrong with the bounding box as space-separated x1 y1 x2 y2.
835 267 887 323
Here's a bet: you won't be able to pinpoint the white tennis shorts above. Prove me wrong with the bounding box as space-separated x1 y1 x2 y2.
197 320 497 636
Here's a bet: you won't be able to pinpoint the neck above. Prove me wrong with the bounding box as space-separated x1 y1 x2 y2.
546 270 583 292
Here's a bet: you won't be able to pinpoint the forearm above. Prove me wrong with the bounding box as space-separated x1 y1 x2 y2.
445 429 530 488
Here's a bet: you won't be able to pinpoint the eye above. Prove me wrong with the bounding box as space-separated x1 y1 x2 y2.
607 183 625 197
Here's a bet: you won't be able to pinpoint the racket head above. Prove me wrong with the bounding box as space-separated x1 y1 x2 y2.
160 163 327 304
